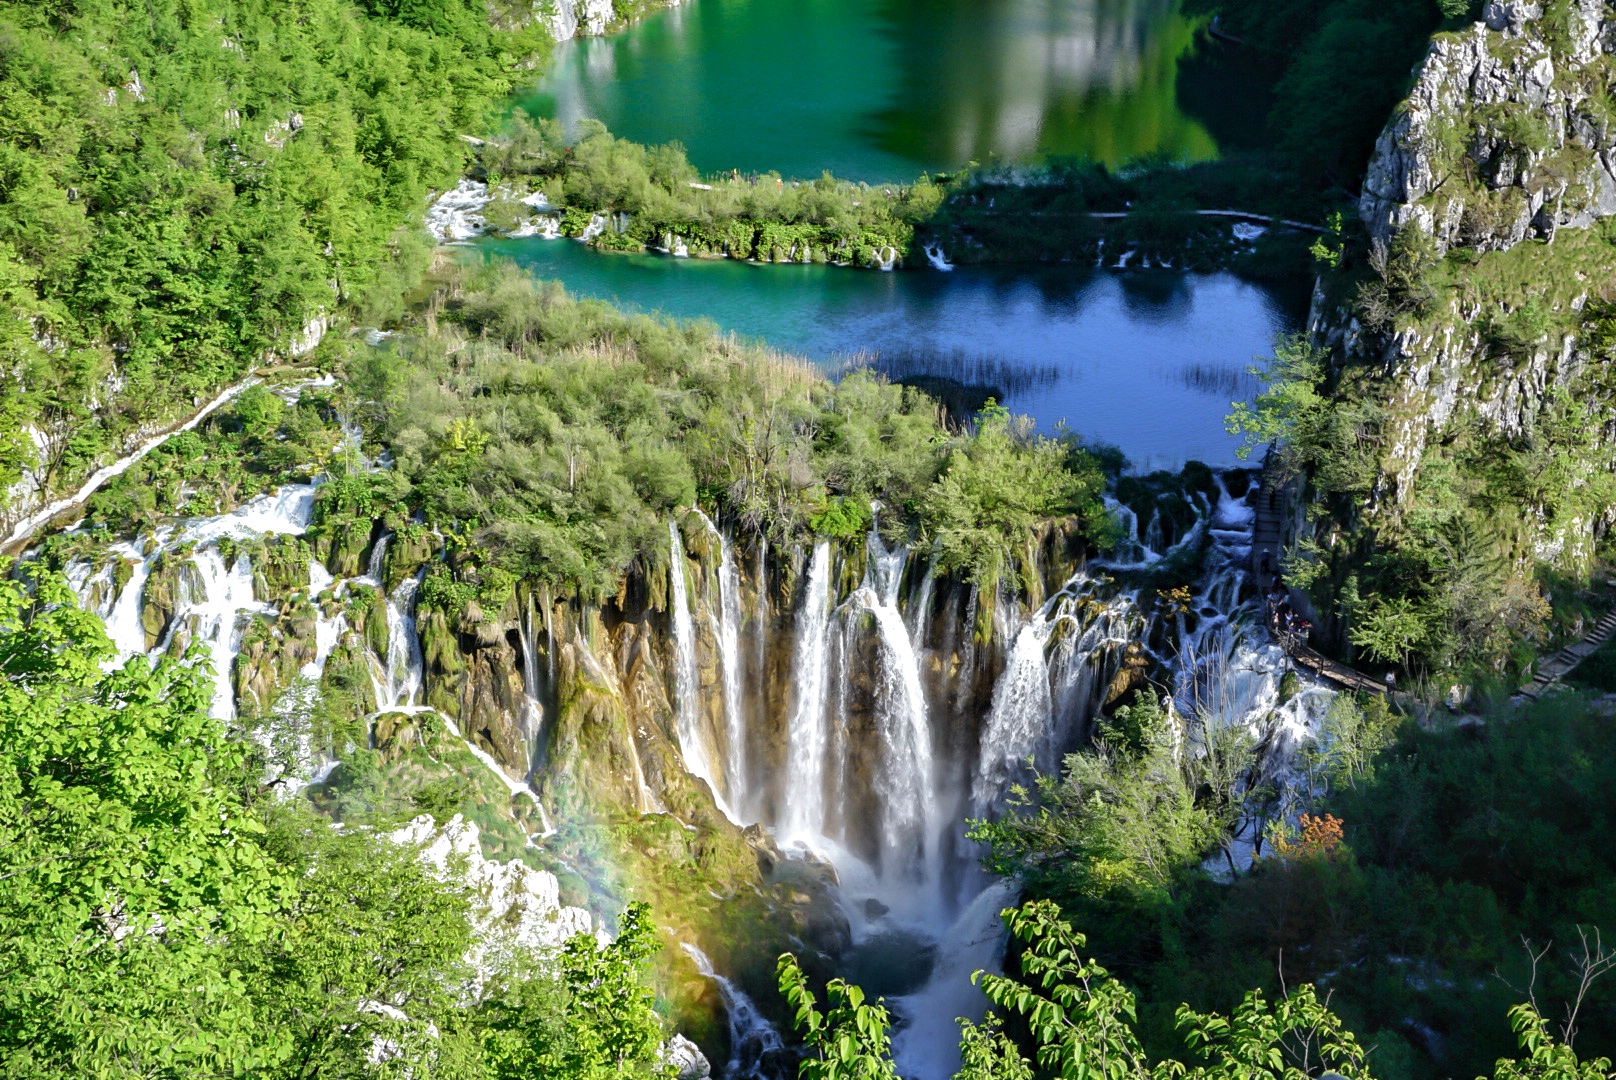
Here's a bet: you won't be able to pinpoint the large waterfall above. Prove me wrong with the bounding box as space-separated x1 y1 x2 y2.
783 541 834 841
48 447 1335 1080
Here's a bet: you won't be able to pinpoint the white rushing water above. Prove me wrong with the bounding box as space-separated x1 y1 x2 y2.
376 572 425 712
782 542 833 841
891 880 1017 1079
851 521 942 888
670 520 735 822
701 511 750 821
71 484 321 720
681 944 786 1080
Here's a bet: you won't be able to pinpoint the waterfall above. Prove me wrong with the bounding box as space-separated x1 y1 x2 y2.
378 572 424 711
681 944 786 1080
690 509 748 814
850 522 941 885
517 591 548 776
706 515 749 820
782 542 833 841
923 242 954 271
972 613 1056 814
669 520 733 821
102 546 154 657
188 546 262 721
891 881 1017 1080
304 560 345 682
363 533 388 585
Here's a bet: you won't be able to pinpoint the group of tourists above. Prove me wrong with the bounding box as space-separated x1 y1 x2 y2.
1264 572 1311 651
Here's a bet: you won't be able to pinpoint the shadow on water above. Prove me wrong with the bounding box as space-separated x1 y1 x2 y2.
845 347 1063 424
1116 270 1196 321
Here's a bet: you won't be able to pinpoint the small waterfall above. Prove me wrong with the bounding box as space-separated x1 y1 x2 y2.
517 592 548 775
378 572 424 711
304 560 345 682
680 944 786 1080
363 533 388 585
783 542 833 840
102 546 154 656
669 520 733 821
923 242 954 271
850 522 940 885
703 514 749 820
892 881 1018 1080
906 564 936 647
189 546 262 721
972 613 1057 814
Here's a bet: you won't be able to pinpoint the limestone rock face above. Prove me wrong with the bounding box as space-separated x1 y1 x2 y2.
1360 0 1616 255
391 814 595 986
1316 1 1616 570
660 1034 712 1080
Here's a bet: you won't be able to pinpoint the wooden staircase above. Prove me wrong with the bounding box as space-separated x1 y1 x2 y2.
1516 605 1616 700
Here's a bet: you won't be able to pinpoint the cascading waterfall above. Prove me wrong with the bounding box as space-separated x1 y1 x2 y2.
69 485 321 719
694 510 749 821
849 522 941 886
669 520 734 821
681 944 786 1079
782 541 833 841
377 572 425 711
517 592 546 752
48 449 1350 1080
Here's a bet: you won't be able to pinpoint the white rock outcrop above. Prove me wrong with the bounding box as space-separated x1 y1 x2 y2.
391 814 595 987
1360 0 1616 254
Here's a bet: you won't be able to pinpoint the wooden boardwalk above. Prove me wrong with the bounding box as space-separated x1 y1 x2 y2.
1288 643 1388 695
1515 604 1616 700
1252 449 1387 696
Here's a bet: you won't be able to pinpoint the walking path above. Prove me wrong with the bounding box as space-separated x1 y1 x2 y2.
1251 450 1386 695
1515 604 1616 700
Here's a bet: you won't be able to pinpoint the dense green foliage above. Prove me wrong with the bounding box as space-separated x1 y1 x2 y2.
780 898 1604 1079
0 0 544 504
0 566 674 1078
971 682 1616 1079
333 261 1112 602
1233 317 1614 682
480 117 944 266
1185 0 1474 184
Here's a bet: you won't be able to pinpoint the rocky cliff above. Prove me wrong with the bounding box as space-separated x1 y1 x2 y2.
1360 0 1616 255
1310 0 1616 580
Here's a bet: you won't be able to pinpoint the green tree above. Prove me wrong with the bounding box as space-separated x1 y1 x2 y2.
777 953 901 1080
479 902 672 1080
0 563 284 1077
1225 336 1329 468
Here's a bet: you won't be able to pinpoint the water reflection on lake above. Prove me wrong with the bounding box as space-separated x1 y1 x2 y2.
479 236 1297 471
525 0 1221 181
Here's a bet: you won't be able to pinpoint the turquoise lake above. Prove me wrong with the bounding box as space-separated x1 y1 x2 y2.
522 0 1234 181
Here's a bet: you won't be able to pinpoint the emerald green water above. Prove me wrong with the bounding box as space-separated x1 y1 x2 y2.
525 0 1222 181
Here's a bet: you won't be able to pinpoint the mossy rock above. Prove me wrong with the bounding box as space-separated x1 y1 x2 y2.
384 530 438 592
254 535 313 603
140 553 182 650
314 517 376 578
